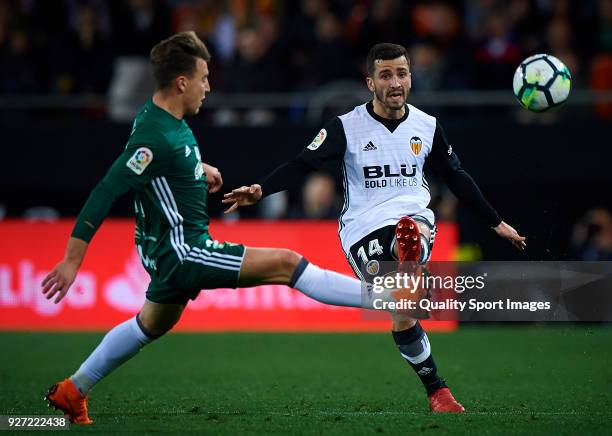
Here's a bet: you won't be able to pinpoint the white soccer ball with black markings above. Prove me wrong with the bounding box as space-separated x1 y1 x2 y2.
512 54 572 112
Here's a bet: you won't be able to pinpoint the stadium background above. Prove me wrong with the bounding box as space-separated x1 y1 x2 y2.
1 0 611 433
0 0 611 260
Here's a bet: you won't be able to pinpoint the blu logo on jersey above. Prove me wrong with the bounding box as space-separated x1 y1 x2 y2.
363 164 416 178
363 164 418 188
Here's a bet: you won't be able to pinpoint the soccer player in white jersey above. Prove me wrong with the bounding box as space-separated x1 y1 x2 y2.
224 43 526 413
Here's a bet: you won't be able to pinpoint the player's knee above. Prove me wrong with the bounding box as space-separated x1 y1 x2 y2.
139 319 173 339
267 248 301 284
276 249 302 277
137 312 178 339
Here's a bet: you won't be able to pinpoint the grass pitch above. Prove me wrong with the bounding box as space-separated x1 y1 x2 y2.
1 326 611 435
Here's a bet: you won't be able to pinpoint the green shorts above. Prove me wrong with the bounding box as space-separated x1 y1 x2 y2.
146 238 246 305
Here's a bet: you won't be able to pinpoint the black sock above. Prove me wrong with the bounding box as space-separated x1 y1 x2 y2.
392 322 447 395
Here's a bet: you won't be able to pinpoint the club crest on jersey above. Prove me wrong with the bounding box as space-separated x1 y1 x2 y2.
307 128 327 150
126 147 153 175
366 260 380 276
410 137 422 155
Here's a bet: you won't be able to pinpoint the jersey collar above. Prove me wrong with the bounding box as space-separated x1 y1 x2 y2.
365 101 409 133
148 98 184 125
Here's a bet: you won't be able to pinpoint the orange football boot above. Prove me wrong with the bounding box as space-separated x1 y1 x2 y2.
44 378 93 424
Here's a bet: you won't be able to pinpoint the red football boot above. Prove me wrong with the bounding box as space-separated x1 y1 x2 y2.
391 217 428 317
395 216 421 263
428 387 465 413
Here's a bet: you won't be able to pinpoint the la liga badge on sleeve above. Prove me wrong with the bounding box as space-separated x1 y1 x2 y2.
307 129 327 150
126 147 154 175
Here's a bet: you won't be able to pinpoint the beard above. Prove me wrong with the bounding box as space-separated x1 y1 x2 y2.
374 85 408 110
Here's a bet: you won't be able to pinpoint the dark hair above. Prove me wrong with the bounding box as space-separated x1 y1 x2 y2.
150 31 211 90
366 43 410 77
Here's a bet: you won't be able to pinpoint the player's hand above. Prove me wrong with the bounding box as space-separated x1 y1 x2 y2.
203 163 223 193
222 184 263 214
41 260 79 304
493 221 527 251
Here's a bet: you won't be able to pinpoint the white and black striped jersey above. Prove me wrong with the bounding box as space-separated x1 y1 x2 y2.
333 103 436 253
261 101 501 254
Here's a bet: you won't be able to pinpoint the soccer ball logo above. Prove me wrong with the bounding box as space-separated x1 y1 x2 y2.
512 54 572 112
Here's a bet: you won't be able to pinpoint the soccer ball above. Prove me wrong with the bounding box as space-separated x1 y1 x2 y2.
513 54 572 112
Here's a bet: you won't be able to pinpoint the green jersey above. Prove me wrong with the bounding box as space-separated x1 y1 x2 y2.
72 99 211 280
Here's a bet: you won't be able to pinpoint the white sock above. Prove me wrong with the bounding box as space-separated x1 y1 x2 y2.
71 316 153 394
293 262 374 309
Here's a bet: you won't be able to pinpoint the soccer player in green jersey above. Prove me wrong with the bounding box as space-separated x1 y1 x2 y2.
41 31 386 425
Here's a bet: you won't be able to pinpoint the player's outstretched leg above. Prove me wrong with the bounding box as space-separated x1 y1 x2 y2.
391 216 464 413
45 300 184 424
238 247 378 308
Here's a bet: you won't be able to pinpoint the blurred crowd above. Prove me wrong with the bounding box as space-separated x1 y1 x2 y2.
1 0 611 255
1 0 612 98
570 208 612 261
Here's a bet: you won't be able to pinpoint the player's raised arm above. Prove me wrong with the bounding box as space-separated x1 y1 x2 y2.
222 117 346 213
41 131 172 302
428 120 526 250
40 176 126 303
